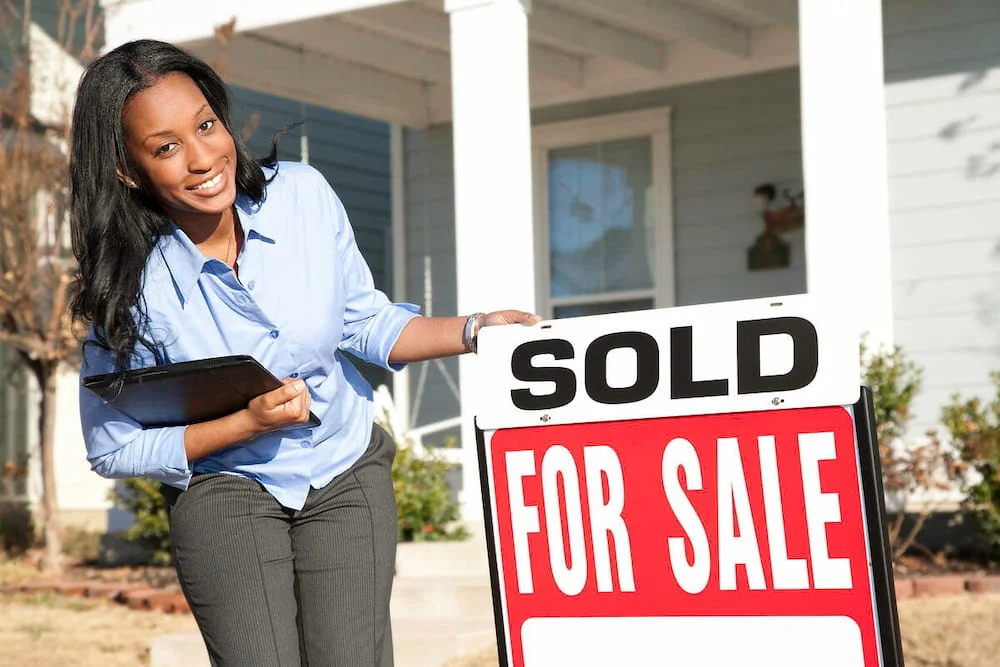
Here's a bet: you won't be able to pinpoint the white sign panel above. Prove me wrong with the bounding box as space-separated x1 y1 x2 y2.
475 294 859 430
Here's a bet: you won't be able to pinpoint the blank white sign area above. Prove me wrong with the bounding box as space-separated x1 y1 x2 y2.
520 616 865 666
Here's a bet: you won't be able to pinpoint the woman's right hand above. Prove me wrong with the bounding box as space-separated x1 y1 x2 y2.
245 378 312 435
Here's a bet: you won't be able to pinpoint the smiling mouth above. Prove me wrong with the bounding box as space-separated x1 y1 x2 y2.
190 172 223 191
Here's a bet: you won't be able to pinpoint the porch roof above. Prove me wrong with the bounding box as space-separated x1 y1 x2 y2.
101 0 800 127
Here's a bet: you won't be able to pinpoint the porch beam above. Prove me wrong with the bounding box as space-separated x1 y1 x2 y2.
548 0 751 58
186 34 430 127
529 3 666 72
445 0 537 519
346 3 584 85
799 1 893 349
262 19 451 83
707 0 798 29
100 0 406 51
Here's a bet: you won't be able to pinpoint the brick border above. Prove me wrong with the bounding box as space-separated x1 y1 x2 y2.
1 580 189 614
4 573 999 615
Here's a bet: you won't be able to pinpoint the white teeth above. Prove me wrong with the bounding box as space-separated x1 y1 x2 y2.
192 173 222 190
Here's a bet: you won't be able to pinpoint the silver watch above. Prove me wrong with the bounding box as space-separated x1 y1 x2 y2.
463 312 485 354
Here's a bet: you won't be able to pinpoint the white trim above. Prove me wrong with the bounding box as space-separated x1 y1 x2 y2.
798 1 893 351
533 108 671 148
549 289 656 308
532 107 674 319
389 124 411 431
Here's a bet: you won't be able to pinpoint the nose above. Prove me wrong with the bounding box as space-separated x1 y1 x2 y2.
187 137 214 173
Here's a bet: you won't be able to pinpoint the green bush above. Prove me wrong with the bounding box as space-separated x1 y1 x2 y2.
1 458 33 556
0 500 34 556
938 371 1000 557
392 433 468 542
110 478 172 566
861 338 963 560
111 424 469 559
61 527 102 563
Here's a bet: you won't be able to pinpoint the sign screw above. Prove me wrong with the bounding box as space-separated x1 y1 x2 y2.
540 414 551 423
771 397 785 406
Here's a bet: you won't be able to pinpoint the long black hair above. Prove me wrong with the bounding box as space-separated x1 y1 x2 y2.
69 39 281 374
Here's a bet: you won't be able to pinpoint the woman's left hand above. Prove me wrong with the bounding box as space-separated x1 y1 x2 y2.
481 310 543 328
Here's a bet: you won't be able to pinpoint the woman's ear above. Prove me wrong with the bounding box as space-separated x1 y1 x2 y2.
115 168 139 189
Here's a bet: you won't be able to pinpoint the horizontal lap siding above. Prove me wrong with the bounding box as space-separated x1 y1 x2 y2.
402 127 460 434
883 0 1000 433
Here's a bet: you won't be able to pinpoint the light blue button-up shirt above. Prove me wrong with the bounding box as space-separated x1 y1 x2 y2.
79 161 420 510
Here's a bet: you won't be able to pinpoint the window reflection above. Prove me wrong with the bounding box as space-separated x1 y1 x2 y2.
548 138 654 302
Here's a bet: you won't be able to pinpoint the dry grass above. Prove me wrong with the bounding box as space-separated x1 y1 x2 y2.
0 593 197 666
2 551 998 667
446 594 1000 667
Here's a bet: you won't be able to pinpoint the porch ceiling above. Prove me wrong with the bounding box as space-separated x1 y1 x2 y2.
107 0 801 128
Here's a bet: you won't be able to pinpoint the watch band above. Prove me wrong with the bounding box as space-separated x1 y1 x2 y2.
463 312 485 354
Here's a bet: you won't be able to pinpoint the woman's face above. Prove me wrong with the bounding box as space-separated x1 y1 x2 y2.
121 72 238 226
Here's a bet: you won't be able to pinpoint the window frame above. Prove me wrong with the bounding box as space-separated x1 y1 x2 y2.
532 107 674 319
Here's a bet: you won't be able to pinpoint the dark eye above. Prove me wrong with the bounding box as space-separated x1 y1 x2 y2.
155 142 178 156
199 119 216 132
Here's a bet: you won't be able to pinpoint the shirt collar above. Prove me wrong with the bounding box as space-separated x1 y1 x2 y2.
155 191 275 305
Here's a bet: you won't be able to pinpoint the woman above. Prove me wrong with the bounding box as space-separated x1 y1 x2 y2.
70 39 538 666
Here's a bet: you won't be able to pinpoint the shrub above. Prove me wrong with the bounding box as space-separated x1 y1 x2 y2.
111 423 469 559
110 478 172 566
861 338 964 560
61 527 102 563
937 371 1000 557
0 458 33 556
391 432 468 543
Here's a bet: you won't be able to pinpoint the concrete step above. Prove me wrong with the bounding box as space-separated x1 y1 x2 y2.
395 539 491 578
150 618 497 667
392 617 496 667
150 632 209 667
391 575 495 619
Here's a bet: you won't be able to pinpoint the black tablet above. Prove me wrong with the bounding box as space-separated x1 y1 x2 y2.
82 354 321 429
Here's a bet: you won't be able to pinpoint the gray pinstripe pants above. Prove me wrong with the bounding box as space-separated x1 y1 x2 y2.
165 424 397 666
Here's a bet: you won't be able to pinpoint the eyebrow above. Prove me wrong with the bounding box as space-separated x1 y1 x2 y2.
141 104 211 144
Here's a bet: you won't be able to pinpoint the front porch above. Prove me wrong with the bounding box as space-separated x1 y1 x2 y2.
102 0 895 520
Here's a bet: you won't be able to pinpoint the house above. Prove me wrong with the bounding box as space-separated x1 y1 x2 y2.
12 0 999 529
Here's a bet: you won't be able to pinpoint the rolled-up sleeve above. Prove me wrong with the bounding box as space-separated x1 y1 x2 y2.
79 338 192 489
326 181 421 370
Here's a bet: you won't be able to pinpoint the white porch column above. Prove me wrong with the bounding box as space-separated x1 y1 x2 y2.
799 1 894 352
446 0 536 521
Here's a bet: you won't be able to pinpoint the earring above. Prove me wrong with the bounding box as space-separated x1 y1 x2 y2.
126 180 139 189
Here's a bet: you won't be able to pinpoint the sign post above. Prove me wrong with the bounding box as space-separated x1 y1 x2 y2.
474 295 903 667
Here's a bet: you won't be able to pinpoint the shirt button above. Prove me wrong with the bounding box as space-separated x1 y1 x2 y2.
269 330 279 339
247 280 256 291
290 372 299 378
299 440 310 448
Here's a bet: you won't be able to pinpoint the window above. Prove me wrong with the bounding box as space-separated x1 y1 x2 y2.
533 108 673 319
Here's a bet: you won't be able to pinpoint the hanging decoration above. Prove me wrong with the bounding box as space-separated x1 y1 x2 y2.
747 183 805 271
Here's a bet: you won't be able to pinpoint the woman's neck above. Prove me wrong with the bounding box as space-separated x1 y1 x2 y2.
175 207 240 267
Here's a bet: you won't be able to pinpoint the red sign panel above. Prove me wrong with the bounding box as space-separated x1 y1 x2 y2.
483 406 885 667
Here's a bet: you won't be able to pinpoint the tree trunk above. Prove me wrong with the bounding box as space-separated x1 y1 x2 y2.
37 363 62 572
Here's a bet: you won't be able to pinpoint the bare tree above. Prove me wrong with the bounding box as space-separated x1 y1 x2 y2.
0 0 101 571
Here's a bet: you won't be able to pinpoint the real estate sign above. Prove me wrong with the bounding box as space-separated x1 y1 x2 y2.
474 295 903 667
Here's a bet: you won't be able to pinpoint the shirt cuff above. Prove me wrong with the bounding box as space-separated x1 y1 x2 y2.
376 302 422 371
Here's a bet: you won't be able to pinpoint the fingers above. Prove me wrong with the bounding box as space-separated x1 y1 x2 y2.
248 379 311 429
483 310 543 327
